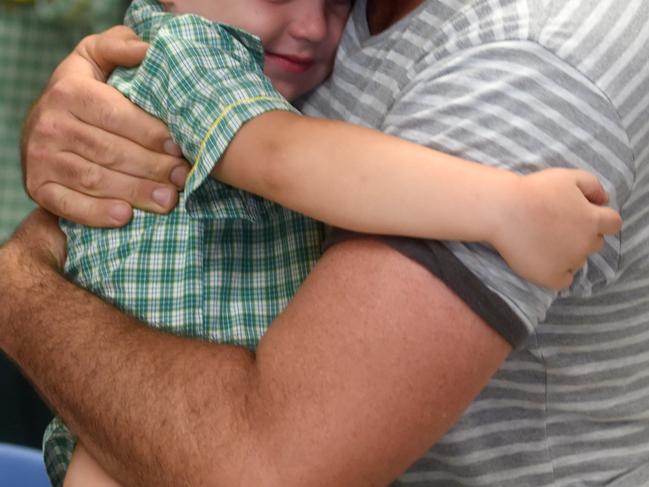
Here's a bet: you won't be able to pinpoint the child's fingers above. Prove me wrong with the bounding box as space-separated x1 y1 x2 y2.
596 207 623 236
574 171 608 205
588 234 606 255
552 272 575 290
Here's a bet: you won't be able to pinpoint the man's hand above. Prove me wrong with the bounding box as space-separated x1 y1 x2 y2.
22 26 190 228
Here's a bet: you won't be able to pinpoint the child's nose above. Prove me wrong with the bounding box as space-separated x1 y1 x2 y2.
290 8 328 42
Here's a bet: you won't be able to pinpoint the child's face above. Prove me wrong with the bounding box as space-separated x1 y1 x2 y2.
159 0 352 100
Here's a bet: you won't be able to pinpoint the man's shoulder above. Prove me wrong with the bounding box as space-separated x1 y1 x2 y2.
433 1 648 102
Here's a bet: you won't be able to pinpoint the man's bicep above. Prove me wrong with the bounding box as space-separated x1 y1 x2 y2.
254 238 511 486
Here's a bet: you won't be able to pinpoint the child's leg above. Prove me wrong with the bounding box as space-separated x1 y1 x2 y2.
63 442 124 487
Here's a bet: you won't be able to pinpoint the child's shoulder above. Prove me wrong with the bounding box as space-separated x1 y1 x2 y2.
124 0 264 62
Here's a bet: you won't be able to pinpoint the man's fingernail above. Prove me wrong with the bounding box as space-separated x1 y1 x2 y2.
170 166 189 188
109 204 132 224
164 139 182 156
152 187 175 208
127 39 149 48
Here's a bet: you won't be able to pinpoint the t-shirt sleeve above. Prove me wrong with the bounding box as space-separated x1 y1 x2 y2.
332 41 633 347
113 12 297 222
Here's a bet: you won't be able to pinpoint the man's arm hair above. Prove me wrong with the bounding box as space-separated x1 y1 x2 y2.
0 229 510 486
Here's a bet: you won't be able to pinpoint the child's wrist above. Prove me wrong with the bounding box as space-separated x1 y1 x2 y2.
483 171 524 248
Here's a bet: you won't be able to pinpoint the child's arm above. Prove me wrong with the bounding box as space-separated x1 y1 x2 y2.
213 111 623 290
104 11 620 289
64 443 124 487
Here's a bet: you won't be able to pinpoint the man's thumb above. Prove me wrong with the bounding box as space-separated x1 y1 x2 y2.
91 26 150 78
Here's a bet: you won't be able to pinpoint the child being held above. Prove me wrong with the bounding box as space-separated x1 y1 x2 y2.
48 0 622 485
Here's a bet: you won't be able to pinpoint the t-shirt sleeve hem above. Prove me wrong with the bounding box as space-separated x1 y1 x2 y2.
323 229 529 349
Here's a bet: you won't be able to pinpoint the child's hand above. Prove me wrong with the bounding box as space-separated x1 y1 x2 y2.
491 169 623 290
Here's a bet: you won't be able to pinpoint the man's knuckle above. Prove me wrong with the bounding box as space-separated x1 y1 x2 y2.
31 112 58 142
97 139 119 168
97 103 118 130
126 182 145 204
25 176 40 200
73 127 107 165
24 147 54 196
154 156 175 179
145 124 168 146
54 154 80 183
48 79 76 105
68 130 88 156
24 140 48 167
100 152 118 169
56 193 71 218
80 166 102 191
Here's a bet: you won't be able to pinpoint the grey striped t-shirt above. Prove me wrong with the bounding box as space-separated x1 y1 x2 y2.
304 0 649 485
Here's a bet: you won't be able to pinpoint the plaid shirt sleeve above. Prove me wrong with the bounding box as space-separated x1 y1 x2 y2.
112 0 298 222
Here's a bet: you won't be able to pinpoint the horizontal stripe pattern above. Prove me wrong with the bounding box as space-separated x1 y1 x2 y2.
303 0 649 484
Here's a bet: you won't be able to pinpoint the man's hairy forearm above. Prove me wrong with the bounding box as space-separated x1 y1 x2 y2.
0 245 264 486
0 220 512 486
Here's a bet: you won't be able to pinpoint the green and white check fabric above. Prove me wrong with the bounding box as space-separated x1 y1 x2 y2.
44 1 324 485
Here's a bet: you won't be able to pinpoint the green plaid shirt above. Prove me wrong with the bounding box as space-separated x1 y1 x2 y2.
45 1 324 485
0 0 124 242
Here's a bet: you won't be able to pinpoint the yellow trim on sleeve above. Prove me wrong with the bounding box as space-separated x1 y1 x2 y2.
188 96 288 179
